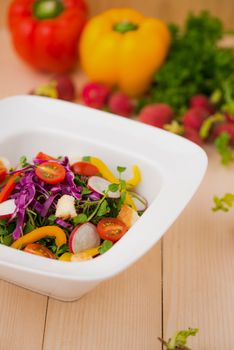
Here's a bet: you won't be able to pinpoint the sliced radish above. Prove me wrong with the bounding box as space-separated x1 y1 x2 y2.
0 157 10 171
88 176 120 199
0 199 16 219
129 192 147 212
69 222 100 254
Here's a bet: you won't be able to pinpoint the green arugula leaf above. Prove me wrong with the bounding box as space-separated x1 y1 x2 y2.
73 213 88 225
159 328 198 350
108 183 119 192
97 200 110 217
215 132 234 165
81 187 91 195
117 166 126 174
19 155 28 168
24 221 36 234
82 156 91 162
99 240 113 254
47 214 57 224
212 193 234 212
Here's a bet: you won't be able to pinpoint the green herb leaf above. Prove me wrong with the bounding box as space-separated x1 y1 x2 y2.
47 214 57 224
108 183 119 192
97 200 110 217
117 166 126 174
99 240 113 254
215 132 234 165
14 176 21 184
81 187 91 195
82 156 91 162
73 213 88 225
212 193 234 212
1 234 13 246
19 155 28 168
24 221 36 234
159 328 198 350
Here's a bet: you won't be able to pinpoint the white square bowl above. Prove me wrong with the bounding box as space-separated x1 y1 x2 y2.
0 95 207 301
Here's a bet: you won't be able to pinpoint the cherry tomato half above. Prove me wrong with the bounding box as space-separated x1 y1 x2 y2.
97 218 128 242
24 243 56 259
0 167 6 184
71 161 99 176
35 152 55 161
36 162 66 185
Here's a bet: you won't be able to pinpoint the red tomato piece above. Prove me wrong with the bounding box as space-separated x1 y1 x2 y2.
24 243 55 259
97 218 128 242
36 152 55 161
71 161 99 176
36 162 66 185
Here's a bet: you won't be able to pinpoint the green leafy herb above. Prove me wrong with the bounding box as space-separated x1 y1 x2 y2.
73 213 88 225
97 199 110 217
158 328 198 350
215 132 234 165
14 176 21 184
117 166 126 174
47 214 57 224
19 155 28 168
108 183 119 192
138 12 234 115
82 156 91 162
212 193 234 212
81 187 91 195
99 240 113 254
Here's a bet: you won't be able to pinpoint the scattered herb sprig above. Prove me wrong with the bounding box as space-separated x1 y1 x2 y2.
158 328 198 350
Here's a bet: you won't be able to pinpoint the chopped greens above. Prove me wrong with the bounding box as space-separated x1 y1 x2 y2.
212 193 234 212
215 132 234 165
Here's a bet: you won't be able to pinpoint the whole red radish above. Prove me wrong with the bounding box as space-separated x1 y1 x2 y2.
212 123 234 145
183 127 203 146
82 82 111 109
224 112 234 124
55 75 76 101
189 94 215 115
139 103 174 128
31 75 76 101
183 107 208 131
108 92 134 117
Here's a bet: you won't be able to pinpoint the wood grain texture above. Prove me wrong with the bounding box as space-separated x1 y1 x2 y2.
43 243 162 350
163 146 234 349
1 0 234 28
0 281 47 350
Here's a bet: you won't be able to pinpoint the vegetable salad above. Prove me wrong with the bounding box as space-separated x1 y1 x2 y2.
0 152 146 262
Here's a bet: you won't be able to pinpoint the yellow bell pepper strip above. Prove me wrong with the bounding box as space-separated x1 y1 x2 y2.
85 156 118 184
79 8 171 97
126 165 141 189
11 226 67 249
71 246 101 262
59 252 73 262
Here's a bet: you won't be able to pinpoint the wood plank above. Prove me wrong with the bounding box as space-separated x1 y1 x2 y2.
43 243 162 350
163 146 234 349
0 281 47 350
1 0 234 29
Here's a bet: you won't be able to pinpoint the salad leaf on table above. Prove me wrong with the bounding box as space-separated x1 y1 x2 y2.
158 328 198 350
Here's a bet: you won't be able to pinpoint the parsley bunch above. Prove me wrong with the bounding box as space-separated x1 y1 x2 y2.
139 12 234 116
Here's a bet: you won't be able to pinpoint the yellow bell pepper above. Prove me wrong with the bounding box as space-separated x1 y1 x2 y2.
59 252 73 261
79 8 171 97
11 226 67 249
126 165 141 188
71 246 101 261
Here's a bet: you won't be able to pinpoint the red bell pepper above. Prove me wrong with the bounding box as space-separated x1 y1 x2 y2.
8 0 87 73
0 173 20 204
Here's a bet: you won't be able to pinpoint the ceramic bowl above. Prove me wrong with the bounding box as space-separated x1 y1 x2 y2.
0 96 207 300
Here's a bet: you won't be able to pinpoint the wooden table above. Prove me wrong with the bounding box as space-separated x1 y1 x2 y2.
1 30 234 350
